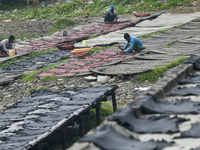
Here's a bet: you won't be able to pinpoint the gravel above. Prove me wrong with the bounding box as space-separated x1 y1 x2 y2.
0 75 152 111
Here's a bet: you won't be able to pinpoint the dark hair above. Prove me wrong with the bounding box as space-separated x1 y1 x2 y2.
9 35 15 40
124 33 130 39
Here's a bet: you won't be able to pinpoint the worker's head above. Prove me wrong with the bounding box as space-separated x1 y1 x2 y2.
8 35 15 43
110 4 114 13
124 33 130 41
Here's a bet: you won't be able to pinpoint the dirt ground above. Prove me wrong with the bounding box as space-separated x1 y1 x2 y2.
0 0 199 38
0 17 93 37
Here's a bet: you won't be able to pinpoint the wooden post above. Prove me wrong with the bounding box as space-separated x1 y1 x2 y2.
111 91 117 112
79 115 84 137
96 101 101 125
62 128 67 150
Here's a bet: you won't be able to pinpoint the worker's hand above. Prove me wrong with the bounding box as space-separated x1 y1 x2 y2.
118 46 124 50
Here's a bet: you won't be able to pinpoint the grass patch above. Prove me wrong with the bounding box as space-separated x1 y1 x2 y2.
138 27 173 38
23 86 48 98
21 58 72 82
0 47 57 67
192 18 199 21
42 76 57 81
54 18 78 28
48 18 79 34
177 24 184 27
135 56 187 83
47 27 58 34
87 35 100 40
163 42 174 48
0 36 7 42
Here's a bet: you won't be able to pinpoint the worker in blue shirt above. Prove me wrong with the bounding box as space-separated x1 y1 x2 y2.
119 33 145 53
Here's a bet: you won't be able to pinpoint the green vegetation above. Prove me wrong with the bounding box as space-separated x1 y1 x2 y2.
54 18 78 28
48 18 79 34
163 42 174 48
138 27 173 38
42 75 57 81
0 36 7 42
87 35 100 40
21 58 72 82
0 47 57 67
135 56 187 83
192 18 199 21
0 0 25 11
0 0 191 20
23 86 48 97
177 24 185 27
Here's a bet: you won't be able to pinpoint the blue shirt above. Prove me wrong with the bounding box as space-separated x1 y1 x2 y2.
124 36 143 53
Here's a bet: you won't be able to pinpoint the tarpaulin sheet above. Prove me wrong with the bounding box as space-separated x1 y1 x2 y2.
192 147 200 150
130 96 199 114
38 49 135 77
0 50 72 75
0 85 117 150
75 12 200 47
169 85 200 96
107 107 186 133
179 75 200 84
183 55 200 70
178 123 200 138
78 125 172 150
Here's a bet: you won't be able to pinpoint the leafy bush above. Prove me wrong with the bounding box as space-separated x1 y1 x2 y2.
53 18 78 28
0 0 191 20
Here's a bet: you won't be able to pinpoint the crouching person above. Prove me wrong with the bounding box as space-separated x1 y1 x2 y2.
103 4 117 23
119 33 146 54
0 35 15 55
